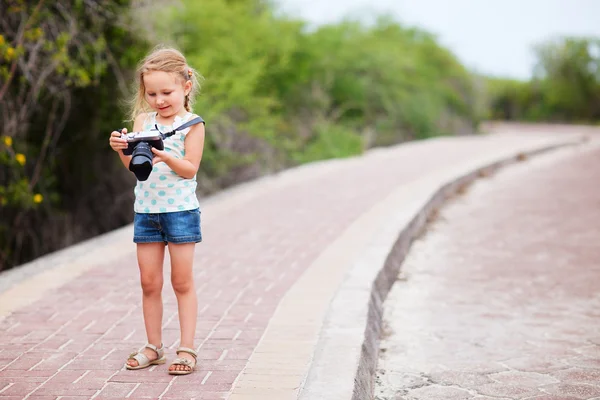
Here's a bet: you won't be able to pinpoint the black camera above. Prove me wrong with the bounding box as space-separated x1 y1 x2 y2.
121 129 164 181
118 116 205 181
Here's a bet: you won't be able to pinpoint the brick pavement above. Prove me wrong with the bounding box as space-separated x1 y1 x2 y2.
376 142 600 399
0 128 593 399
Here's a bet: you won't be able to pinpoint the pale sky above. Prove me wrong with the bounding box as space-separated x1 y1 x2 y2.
274 0 600 79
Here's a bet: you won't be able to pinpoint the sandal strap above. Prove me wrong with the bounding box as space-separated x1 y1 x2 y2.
144 343 164 358
171 357 194 366
176 346 197 360
130 351 150 365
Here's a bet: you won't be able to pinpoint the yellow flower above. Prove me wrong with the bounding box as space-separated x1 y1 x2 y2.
15 153 26 165
33 194 43 204
0 35 4 46
2 136 12 147
5 47 14 60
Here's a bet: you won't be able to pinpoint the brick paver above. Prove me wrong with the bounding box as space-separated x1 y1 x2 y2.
376 144 600 399
0 130 592 399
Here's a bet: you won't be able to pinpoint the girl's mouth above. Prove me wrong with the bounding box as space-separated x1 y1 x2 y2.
158 106 169 110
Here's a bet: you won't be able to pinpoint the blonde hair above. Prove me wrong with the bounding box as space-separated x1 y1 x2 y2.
129 45 202 121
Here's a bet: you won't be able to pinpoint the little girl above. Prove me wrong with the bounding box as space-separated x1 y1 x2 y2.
109 46 205 375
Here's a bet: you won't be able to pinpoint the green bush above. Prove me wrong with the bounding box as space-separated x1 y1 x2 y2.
486 37 600 123
0 1 147 270
292 123 364 164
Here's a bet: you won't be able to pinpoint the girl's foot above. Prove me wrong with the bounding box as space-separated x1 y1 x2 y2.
126 343 166 370
168 347 197 375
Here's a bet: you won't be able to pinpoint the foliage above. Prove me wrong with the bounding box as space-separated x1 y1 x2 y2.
486 37 600 123
0 0 146 270
282 19 481 145
291 122 364 164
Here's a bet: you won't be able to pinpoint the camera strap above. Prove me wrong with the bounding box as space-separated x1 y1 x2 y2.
158 116 205 139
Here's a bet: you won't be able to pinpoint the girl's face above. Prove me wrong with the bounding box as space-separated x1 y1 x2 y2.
143 70 191 120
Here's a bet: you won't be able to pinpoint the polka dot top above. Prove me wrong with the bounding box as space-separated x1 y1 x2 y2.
133 112 201 214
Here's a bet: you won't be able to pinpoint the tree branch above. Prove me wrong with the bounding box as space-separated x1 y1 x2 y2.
0 0 46 101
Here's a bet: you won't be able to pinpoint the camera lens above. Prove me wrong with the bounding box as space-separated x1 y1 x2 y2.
129 142 154 181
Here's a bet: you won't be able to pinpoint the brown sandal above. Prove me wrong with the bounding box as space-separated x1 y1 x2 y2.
168 346 197 375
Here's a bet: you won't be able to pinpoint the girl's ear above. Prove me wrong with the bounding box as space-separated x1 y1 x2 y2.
184 80 193 96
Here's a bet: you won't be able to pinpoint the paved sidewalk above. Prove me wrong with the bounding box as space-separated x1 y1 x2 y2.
376 142 600 399
0 126 596 399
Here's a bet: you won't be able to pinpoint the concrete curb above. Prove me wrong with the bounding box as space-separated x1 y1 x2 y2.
299 138 591 400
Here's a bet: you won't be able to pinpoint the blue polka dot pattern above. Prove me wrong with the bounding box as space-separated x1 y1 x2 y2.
132 112 201 214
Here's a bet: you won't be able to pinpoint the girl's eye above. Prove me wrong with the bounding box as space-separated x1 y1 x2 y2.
163 92 172 95
148 93 156 97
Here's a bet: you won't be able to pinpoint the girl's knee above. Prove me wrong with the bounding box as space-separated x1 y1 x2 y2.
140 276 163 296
171 277 193 295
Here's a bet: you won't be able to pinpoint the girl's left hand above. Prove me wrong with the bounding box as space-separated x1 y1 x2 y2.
151 147 171 165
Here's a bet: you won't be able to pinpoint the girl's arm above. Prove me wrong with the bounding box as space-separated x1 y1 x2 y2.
116 143 132 170
151 122 205 179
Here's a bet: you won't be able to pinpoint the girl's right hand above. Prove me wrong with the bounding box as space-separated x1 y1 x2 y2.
109 129 128 152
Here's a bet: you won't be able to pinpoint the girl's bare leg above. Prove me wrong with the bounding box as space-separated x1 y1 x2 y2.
167 242 197 372
127 242 165 367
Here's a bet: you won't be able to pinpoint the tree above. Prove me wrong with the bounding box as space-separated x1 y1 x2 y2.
0 0 143 270
486 36 600 123
533 37 600 121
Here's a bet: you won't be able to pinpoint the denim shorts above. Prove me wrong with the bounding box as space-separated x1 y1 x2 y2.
133 208 202 244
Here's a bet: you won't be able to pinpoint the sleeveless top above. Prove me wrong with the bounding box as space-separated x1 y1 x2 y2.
133 112 201 213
